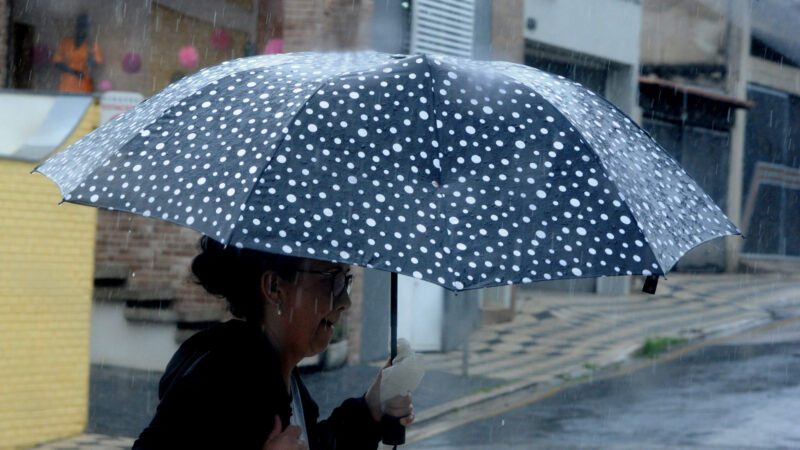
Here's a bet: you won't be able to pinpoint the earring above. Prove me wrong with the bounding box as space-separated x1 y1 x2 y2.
276 303 282 316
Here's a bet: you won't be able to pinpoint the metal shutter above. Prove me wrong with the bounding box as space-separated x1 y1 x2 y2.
410 0 476 57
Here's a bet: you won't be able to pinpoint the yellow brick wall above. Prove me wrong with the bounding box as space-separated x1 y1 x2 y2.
0 104 99 449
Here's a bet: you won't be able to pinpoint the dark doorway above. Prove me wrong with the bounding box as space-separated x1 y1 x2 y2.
10 22 35 89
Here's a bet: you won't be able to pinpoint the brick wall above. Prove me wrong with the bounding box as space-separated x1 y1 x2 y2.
94 211 227 323
0 0 7 86
491 0 524 63
0 105 99 449
147 4 251 96
284 0 374 52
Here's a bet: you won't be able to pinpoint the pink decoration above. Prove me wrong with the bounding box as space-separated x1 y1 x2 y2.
98 79 113 91
263 38 284 55
178 46 199 69
210 28 231 51
121 52 142 74
32 44 51 66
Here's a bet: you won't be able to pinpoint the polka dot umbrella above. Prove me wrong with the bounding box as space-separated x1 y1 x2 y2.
33 50 739 358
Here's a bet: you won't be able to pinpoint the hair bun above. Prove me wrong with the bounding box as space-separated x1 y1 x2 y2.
191 236 236 298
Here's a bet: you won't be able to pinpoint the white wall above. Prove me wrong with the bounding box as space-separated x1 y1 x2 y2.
90 302 178 372
524 0 642 66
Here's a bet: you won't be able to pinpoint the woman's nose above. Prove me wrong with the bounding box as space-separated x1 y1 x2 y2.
335 291 351 312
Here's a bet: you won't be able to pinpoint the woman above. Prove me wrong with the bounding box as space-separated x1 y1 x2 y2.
133 236 414 449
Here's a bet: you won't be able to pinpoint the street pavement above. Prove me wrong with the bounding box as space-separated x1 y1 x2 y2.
28 272 800 449
406 316 800 449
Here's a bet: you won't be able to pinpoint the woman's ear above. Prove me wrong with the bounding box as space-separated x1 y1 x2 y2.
260 271 280 305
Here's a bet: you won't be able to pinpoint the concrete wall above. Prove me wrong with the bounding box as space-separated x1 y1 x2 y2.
640 0 728 67
0 104 98 449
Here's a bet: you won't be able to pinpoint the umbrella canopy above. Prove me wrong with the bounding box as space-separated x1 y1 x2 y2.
35 51 739 291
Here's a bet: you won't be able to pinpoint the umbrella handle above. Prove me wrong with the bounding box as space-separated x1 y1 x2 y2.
381 415 405 446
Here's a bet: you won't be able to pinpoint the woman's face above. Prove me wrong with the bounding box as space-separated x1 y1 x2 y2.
279 259 352 358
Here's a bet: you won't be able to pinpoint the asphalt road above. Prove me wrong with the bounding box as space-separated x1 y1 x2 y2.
408 319 800 450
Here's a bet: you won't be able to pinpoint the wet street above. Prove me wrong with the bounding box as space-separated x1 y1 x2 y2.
409 319 800 450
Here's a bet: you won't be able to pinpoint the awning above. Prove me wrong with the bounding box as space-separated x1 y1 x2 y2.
639 76 753 109
0 91 93 162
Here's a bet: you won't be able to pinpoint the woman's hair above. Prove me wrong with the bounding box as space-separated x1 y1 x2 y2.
191 236 304 322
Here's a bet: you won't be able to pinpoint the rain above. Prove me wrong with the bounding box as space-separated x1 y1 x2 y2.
2 0 799 449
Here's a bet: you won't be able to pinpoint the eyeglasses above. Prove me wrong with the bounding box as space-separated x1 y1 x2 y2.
295 268 353 298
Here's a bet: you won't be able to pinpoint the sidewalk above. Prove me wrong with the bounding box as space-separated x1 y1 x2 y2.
30 272 800 449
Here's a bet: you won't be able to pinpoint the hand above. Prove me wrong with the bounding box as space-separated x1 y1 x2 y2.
365 359 415 427
262 415 307 450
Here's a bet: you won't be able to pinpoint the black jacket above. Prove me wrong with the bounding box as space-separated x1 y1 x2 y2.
133 320 382 450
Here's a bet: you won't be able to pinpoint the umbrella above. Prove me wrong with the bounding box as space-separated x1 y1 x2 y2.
34 50 739 442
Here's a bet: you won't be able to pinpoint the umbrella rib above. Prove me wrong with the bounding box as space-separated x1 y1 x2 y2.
223 56 385 248
497 65 668 276
223 79 334 247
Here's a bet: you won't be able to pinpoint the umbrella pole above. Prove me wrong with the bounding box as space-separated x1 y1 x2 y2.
391 272 398 359
382 271 405 447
